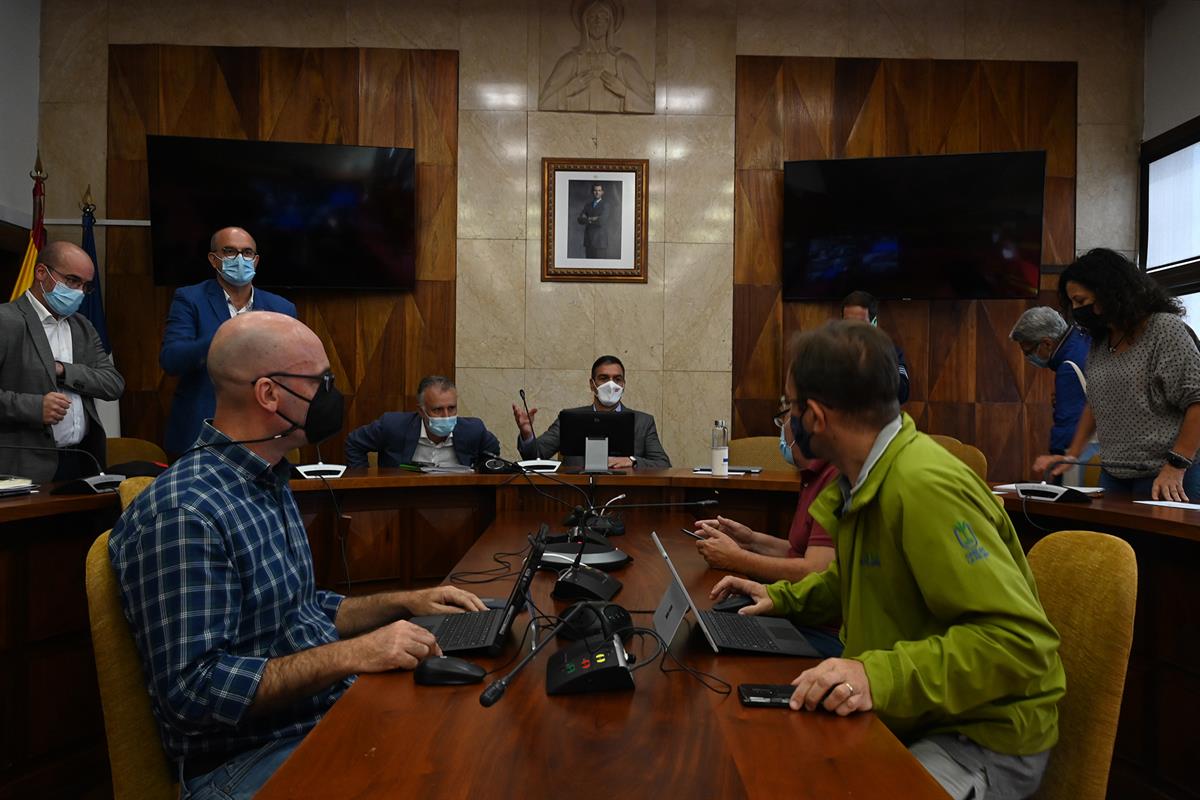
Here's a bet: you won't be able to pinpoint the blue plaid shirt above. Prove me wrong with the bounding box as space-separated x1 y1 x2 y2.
109 422 348 764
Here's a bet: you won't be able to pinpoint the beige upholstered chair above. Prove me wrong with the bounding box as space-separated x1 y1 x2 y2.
1028 531 1137 800
728 436 785 469
106 437 167 466
85 531 177 800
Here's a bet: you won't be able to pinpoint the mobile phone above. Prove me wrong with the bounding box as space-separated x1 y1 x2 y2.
738 684 796 708
679 527 703 541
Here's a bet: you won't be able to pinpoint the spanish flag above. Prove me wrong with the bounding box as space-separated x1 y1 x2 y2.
9 155 46 302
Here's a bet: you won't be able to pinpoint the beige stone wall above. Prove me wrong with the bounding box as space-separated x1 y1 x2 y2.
37 0 1143 467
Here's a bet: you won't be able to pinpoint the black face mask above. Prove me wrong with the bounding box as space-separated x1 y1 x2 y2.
262 371 345 445
1071 304 1106 337
792 411 817 460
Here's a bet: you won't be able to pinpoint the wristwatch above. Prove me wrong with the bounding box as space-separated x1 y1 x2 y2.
629 456 638 468
1166 450 1194 469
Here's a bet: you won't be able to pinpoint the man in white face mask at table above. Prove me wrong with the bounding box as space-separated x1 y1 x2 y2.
512 355 671 470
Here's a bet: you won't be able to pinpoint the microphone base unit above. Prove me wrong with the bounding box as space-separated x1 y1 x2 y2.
517 459 561 473
539 544 632 571
546 635 635 696
50 472 125 495
295 463 347 479
1013 483 1096 503
552 564 623 601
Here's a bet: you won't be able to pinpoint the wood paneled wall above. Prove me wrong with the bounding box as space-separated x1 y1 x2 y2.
734 57 1076 480
106 45 458 459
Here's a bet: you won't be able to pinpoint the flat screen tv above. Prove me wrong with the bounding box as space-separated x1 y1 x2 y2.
147 135 416 290
782 151 1046 300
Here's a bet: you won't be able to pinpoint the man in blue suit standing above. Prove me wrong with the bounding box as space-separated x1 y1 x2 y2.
160 227 297 457
344 376 501 468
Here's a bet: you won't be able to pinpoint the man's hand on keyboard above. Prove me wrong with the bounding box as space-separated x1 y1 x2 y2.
403 585 488 616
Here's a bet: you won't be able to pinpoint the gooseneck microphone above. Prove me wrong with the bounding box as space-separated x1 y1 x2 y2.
480 602 587 707
0 443 123 494
1041 456 1156 483
519 389 538 443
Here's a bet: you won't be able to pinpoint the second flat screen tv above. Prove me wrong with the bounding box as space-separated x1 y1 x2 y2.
782 151 1046 300
147 135 416 290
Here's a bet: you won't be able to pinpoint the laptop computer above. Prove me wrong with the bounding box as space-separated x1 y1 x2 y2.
411 533 547 656
649 531 819 657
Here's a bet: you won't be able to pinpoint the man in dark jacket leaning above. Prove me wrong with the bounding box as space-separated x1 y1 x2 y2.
344 375 500 468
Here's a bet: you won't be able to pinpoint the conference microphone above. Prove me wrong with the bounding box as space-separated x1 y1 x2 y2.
0 443 123 494
480 602 588 707
516 390 561 473
565 497 720 536
1015 456 1158 503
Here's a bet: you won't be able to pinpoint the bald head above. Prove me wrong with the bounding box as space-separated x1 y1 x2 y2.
39 241 95 281
209 227 257 253
208 312 326 400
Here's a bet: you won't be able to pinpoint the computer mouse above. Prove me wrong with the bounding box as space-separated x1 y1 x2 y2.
480 597 507 610
712 593 754 613
413 655 487 686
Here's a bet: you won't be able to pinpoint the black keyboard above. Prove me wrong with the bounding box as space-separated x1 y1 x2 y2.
436 609 501 650
700 611 779 652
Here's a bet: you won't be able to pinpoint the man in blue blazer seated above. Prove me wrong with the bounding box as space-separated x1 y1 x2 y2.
512 355 672 470
344 375 501 468
159 227 297 457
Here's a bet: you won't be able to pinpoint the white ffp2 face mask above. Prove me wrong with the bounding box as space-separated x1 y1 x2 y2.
595 380 624 407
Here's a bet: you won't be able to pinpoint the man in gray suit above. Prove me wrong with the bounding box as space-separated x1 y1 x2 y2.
0 241 125 481
512 355 671 469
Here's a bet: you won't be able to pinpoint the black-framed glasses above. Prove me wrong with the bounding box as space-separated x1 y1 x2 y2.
45 264 95 294
255 371 336 398
214 246 258 259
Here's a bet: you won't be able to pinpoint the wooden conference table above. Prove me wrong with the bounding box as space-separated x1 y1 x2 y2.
257 508 949 799
4 467 1200 798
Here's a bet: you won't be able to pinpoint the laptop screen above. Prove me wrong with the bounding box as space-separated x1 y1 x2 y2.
648 532 720 652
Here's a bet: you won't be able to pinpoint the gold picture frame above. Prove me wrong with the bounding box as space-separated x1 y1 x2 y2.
541 157 649 283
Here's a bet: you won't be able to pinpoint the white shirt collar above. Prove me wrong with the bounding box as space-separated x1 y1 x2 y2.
224 285 255 313
25 291 64 324
838 414 904 512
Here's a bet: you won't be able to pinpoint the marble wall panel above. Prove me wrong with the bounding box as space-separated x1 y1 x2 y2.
1076 0 1143 127
455 366 525 459
348 0 461 48
594 242 666 372
663 115 735 244
40 0 108 104
456 238 526 369
846 0 966 59
1076 123 1139 253
664 242 733 372
458 110 528 240
735 0 850 57
664 0 736 116
961 0 1080 61
109 0 347 47
524 239 596 370
38 102 107 219
460 0 529 111
662 369 733 468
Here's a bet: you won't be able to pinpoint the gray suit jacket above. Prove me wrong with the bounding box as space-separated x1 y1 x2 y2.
517 405 672 469
0 294 125 481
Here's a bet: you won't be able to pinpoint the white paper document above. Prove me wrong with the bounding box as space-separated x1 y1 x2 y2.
1133 500 1200 510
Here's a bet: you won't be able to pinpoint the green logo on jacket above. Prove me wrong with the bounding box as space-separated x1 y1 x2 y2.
953 520 990 564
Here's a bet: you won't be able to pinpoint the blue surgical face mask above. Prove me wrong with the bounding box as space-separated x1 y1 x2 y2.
42 274 84 316
1024 352 1050 369
427 415 457 438
220 254 256 287
779 427 796 466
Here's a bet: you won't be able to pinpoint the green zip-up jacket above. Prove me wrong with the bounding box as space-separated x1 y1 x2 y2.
765 414 1065 755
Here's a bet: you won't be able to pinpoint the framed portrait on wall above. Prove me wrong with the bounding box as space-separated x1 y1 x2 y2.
542 157 648 283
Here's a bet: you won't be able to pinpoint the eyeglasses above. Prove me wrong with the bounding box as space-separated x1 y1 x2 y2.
772 395 789 429
256 371 336 398
214 246 258 259
44 264 95 294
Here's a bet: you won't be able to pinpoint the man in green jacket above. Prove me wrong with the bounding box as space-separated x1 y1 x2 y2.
712 321 1065 799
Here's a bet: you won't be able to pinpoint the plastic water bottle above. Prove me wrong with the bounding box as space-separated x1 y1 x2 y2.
711 420 729 477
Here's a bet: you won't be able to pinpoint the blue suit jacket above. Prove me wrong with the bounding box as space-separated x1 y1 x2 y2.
159 279 297 455
344 412 501 468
